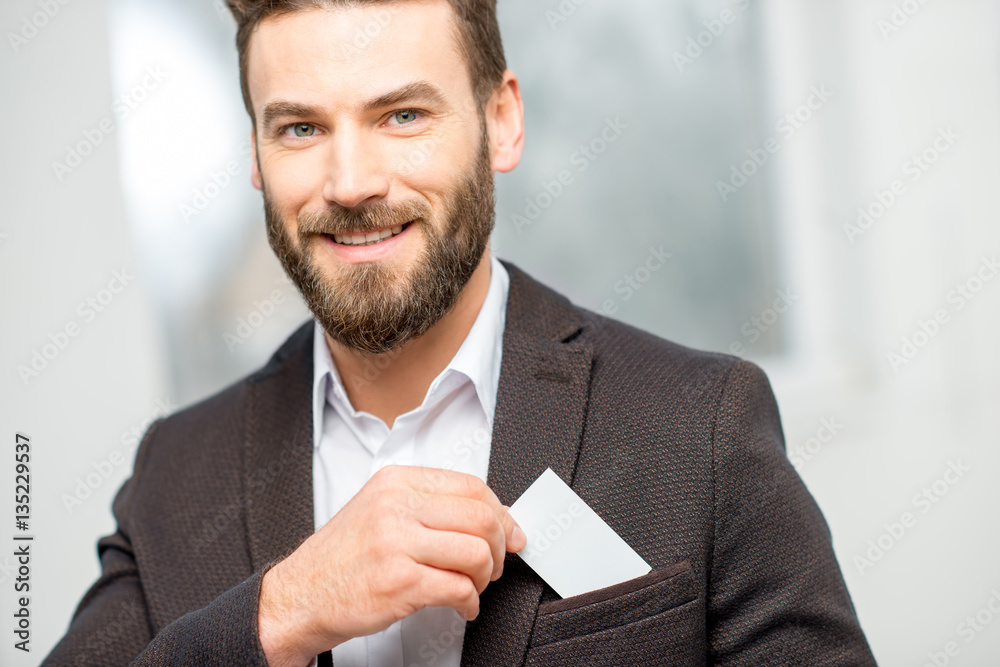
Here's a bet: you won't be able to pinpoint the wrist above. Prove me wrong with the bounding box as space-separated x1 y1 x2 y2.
258 561 323 667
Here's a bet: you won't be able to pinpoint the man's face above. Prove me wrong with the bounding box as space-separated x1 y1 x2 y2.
247 1 496 354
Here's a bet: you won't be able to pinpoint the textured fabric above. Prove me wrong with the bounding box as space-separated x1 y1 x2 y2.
41 260 877 666
311 254 508 667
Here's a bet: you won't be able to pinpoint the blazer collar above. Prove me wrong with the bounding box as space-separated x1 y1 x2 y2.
244 321 316 571
242 260 594 665
461 260 593 667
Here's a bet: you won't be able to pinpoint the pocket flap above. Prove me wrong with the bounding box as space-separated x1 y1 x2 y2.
530 560 697 647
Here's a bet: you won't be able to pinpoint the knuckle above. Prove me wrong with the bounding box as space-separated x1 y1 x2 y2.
371 495 397 522
457 473 480 498
385 561 418 592
378 464 403 483
466 538 492 569
469 502 496 533
452 576 477 602
368 528 393 555
404 487 426 511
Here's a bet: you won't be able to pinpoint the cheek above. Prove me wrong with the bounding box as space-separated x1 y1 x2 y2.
391 135 474 203
391 135 449 178
264 152 327 211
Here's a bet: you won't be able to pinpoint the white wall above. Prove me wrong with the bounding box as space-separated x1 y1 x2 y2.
759 1 1000 664
0 0 168 664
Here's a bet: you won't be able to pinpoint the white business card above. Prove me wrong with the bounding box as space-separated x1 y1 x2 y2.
508 468 651 599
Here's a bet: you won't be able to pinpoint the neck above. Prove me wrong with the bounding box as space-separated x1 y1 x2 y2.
325 252 493 429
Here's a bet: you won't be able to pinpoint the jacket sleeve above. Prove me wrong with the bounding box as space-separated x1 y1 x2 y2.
41 421 273 666
707 360 877 665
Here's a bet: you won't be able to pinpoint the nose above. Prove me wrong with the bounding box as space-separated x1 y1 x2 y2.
321 124 391 208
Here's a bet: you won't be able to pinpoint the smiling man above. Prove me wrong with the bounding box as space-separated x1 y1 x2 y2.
43 1 876 666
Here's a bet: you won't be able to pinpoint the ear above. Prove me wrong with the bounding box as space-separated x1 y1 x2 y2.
250 129 263 191
487 70 525 174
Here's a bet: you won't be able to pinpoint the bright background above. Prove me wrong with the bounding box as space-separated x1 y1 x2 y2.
1 0 999 664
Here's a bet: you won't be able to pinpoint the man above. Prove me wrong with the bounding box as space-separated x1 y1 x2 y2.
44 0 877 665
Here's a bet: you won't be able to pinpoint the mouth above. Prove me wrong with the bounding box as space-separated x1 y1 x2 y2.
327 222 413 247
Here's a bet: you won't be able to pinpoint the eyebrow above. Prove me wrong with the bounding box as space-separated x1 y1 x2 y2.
260 81 449 132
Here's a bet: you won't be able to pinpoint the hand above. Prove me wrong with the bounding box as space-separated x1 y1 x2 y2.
257 465 526 667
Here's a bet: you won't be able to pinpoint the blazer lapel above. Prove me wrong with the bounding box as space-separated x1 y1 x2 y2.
244 322 317 572
461 262 594 667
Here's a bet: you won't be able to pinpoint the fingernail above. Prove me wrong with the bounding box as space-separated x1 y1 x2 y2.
513 525 526 550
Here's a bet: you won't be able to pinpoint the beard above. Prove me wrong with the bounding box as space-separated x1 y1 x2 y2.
263 129 496 355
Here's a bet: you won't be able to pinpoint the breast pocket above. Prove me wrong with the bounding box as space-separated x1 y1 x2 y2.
524 560 702 666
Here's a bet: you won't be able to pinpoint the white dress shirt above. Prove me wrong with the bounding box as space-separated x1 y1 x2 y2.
310 254 509 667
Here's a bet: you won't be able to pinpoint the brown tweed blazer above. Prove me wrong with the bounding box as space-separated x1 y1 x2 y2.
43 261 876 666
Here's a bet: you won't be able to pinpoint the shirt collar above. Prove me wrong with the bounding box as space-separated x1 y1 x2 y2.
311 254 509 450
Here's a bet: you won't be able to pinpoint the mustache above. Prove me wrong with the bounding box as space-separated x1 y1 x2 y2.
298 200 431 236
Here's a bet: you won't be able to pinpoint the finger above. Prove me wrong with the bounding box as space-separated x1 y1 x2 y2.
409 529 493 594
412 496 505 581
410 469 520 561
498 505 527 554
406 467 505 514
414 565 481 621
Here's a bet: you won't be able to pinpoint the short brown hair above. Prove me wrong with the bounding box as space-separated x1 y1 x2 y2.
225 0 507 127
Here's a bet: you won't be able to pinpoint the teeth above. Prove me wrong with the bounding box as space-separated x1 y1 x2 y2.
332 223 409 246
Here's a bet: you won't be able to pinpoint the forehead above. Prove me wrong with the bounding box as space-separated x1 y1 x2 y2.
246 1 470 114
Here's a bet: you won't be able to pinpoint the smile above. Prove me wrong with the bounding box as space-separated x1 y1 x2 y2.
329 222 412 246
